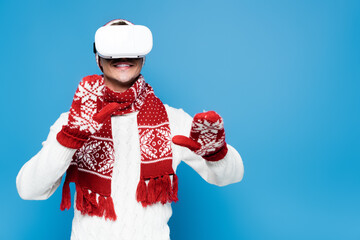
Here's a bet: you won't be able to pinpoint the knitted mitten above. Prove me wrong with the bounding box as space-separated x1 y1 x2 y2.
57 75 104 149
172 111 228 161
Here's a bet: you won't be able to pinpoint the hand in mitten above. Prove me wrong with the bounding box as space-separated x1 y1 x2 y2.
172 111 228 161
57 75 105 149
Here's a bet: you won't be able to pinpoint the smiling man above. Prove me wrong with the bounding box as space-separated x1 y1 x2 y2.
16 19 244 240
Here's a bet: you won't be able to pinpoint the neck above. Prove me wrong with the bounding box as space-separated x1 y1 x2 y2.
103 75 140 92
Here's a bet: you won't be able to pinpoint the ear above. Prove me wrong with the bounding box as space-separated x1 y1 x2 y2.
98 56 103 68
142 57 146 67
95 53 104 72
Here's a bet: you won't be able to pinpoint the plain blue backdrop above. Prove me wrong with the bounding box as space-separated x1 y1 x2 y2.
1 0 359 239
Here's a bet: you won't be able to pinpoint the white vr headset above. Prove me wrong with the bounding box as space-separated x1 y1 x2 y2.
94 25 153 59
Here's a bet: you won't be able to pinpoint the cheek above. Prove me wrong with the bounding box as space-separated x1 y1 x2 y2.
136 62 143 72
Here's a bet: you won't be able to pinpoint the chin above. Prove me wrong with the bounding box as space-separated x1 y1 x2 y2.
113 74 137 84
116 75 133 83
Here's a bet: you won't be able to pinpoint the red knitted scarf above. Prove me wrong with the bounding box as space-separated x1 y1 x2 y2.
60 75 178 221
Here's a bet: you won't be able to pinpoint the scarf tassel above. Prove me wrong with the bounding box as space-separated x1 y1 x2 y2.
170 174 179 202
160 175 171 204
136 174 179 206
60 181 71 211
60 184 117 221
136 178 148 207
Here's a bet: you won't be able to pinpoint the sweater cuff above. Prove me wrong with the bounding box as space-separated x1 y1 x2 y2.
202 143 228 162
56 125 89 149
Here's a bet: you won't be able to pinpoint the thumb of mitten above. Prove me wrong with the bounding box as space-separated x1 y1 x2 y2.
172 135 201 151
93 102 122 124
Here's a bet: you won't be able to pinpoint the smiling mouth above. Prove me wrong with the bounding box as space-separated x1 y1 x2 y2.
114 63 131 67
112 62 133 70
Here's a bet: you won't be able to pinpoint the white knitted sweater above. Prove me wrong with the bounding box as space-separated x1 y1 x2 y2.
16 105 244 240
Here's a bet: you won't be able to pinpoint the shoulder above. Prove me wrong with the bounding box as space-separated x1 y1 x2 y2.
164 104 193 135
164 104 192 121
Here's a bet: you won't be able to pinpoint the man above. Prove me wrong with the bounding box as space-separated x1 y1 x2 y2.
16 19 244 240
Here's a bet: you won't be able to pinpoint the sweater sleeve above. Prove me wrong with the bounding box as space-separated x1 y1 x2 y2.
16 112 76 200
167 106 244 186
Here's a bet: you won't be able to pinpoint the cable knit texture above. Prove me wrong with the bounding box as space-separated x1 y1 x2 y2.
71 111 173 240
16 105 244 240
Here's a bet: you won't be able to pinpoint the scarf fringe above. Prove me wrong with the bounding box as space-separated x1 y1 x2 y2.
60 181 71 211
77 186 117 221
60 174 177 218
170 174 179 202
136 174 179 207
60 183 117 221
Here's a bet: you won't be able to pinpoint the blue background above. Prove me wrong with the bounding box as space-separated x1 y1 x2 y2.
1 0 359 239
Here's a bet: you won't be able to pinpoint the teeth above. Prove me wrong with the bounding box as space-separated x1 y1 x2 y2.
115 64 130 67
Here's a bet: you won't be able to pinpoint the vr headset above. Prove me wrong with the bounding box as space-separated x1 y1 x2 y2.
94 25 153 59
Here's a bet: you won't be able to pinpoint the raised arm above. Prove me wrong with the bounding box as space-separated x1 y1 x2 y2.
17 75 107 201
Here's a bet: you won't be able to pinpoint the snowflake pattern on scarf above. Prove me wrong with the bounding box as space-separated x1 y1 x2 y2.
139 125 172 162
75 138 114 176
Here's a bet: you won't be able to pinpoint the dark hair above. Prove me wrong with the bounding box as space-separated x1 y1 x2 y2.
110 21 129 26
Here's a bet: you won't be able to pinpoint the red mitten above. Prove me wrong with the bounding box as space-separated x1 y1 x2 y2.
57 75 105 149
172 111 228 161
